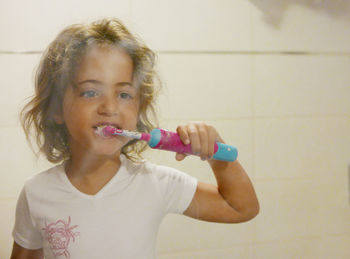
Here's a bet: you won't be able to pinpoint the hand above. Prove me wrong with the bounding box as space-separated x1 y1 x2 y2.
175 121 224 161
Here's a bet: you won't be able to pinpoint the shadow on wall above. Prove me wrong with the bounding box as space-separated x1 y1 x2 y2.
248 0 350 27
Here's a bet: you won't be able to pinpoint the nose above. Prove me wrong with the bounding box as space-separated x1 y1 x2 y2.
98 95 118 116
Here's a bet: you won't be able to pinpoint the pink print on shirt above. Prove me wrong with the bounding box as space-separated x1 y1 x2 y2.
42 216 80 258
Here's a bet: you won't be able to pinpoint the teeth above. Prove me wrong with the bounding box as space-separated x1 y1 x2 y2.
95 126 105 136
96 125 117 129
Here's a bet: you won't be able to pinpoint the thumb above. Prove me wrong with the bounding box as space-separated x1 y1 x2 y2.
175 153 187 161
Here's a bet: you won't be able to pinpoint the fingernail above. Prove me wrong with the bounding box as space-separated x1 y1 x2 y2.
184 139 190 145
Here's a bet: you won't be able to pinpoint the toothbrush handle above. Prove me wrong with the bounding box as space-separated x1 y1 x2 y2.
148 128 238 162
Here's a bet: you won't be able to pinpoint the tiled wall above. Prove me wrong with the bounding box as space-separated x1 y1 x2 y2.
1 0 350 258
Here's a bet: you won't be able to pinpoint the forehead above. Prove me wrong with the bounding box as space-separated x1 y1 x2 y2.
75 45 134 81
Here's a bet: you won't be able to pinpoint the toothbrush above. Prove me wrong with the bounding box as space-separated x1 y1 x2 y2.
99 126 238 162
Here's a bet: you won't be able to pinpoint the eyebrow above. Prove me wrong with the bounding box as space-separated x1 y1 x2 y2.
77 79 133 87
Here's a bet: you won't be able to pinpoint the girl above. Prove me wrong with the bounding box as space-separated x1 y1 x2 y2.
11 18 259 259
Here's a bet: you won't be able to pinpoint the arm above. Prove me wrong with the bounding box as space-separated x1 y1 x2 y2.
176 122 259 223
184 160 259 223
10 242 43 259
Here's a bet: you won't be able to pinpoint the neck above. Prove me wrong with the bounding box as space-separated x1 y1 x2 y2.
65 151 122 181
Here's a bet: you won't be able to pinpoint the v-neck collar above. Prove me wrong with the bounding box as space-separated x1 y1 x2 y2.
57 156 130 199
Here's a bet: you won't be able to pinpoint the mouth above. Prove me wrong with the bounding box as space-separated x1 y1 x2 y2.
93 123 121 137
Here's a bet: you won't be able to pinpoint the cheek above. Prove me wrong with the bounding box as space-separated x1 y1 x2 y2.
62 104 77 126
62 101 91 132
126 98 140 115
123 103 140 128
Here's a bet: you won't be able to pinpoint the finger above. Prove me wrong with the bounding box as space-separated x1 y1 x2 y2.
197 123 209 160
176 125 190 145
187 122 201 156
207 125 218 159
216 134 225 144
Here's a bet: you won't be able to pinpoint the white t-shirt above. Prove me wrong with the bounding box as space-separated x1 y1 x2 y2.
12 156 198 259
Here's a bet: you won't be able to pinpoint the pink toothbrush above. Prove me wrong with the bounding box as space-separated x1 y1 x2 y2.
97 126 238 162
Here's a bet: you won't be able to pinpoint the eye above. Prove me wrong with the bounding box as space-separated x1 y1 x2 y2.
80 90 98 98
119 92 133 99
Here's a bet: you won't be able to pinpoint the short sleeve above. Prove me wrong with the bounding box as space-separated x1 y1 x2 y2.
12 187 42 249
153 165 198 214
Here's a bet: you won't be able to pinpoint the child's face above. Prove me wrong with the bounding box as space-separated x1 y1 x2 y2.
56 45 139 159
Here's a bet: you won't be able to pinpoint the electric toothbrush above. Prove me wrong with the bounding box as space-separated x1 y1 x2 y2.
97 126 238 162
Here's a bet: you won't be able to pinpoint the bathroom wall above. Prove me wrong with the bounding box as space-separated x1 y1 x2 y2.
1 0 350 258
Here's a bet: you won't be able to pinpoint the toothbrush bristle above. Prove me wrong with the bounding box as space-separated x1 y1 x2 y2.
98 126 143 140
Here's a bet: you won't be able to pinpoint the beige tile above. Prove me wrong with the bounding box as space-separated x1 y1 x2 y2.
0 198 17 259
255 119 350 239
251 1 350 52
0 126 53 198
256 172 350 242
318 180 350 236
131 0 252 51
253 55 350 117
254 179 329 242
0 54 57 198
157 54 253 120
315 234 350 259
255 117 350 180
0 0 131 50
0 54 41 126
157 214 255 255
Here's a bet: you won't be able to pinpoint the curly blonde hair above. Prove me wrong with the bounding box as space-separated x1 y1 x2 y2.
21 18 160 163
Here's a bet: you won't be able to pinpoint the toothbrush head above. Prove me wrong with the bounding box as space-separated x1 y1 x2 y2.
102 126 117 136
94 125 117 137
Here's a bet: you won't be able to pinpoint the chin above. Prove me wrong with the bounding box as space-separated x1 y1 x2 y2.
94 143 125 157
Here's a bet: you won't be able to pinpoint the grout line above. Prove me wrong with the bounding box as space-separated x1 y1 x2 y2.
252 114 350 119
252 235 321 246
252 233 350 246
158 114 350 122
348 164 350 205
254 176 341 182
0 50 42 54
1 50 350 56
250 8 258 256
159 50 350 56
250 54 256 181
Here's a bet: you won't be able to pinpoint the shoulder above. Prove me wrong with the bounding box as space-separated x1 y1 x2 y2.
142 160 198 192
143 160 191 180
136 160 198 214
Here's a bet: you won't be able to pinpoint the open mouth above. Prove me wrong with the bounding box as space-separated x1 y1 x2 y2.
93 124 120 137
